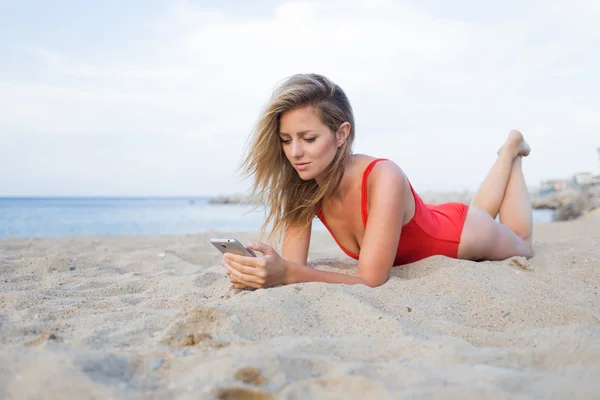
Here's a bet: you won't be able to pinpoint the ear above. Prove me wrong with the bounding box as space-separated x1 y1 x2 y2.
335 122 351 148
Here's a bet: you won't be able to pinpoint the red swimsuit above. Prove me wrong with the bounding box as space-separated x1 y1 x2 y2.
317 158 469 265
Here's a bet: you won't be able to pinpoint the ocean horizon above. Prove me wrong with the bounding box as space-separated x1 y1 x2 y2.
0 197 555 239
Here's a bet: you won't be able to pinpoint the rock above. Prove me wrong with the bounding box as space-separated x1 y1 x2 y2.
532 184 600 221
531 189 582 210
555 196 588 221
69 266 76 271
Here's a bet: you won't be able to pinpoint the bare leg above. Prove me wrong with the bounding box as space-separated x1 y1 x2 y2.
499 156 533 244
471 130 531 219
457 206 533 261
457 130 533 261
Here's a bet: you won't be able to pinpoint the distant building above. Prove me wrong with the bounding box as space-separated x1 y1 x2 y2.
538 148 600 194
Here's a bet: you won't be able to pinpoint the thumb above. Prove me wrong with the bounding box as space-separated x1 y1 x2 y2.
247 241 272 255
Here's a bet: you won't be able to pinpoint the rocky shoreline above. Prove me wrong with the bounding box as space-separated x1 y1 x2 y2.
531 184 600 221
208 195 256 205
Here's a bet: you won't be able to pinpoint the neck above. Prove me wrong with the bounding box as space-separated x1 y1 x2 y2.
316 156 352 203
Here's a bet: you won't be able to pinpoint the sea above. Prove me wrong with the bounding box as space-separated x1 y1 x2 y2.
0 197 555 239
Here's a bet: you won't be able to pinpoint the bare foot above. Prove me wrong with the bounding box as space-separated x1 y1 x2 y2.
498 130 530 157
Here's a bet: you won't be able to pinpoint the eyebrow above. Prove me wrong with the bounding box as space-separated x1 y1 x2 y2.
279 130 313 137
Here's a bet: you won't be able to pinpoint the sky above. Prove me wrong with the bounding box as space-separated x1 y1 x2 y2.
1 0 599 197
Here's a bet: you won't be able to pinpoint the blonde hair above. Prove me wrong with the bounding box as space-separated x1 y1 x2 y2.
241 73 355 244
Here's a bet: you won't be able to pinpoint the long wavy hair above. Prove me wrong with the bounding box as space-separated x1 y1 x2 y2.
241 73 355 244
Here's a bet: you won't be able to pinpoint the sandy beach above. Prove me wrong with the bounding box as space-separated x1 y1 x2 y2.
1 219 599 399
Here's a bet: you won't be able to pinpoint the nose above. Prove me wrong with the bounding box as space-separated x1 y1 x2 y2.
290 140 304 158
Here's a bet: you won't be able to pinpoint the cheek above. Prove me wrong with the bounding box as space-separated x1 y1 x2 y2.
314 139 337 159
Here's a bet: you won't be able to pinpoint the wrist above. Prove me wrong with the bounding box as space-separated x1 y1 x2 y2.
283 259 298 285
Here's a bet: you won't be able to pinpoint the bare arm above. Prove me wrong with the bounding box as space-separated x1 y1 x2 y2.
285 260 370 285
287 161 406 287
281 219 312 266
354 161 405 286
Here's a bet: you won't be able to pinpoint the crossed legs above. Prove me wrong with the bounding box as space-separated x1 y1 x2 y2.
457 130 533 261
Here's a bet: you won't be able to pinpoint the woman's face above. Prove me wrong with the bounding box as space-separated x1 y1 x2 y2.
279 106 347 183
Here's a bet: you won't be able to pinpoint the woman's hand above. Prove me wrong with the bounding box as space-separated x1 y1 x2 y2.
222 242 288 289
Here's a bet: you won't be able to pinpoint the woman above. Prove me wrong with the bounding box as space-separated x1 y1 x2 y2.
222 73 533 288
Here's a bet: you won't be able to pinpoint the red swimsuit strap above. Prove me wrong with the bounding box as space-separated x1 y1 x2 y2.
361 158 389 227
317 158 390 260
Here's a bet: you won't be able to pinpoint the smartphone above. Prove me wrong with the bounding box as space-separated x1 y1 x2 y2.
210 238 256 257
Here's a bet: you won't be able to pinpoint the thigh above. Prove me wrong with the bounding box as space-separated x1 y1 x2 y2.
457 205 531 261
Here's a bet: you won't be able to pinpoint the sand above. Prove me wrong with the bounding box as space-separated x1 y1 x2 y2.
1 220 599 399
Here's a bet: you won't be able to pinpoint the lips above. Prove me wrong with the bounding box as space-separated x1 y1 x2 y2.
294 162 310 171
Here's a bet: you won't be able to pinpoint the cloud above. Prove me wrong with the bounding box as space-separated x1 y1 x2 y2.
1 0 599 195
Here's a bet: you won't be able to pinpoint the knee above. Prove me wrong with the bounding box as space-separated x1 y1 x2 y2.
521 238 533 258
515 231 533 258
512 235 533 258
478 225 532 261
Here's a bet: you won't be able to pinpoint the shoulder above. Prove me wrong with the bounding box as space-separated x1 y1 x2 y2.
347 154 401 175
343 155 409 202
338 155 409 202
351 155 407 188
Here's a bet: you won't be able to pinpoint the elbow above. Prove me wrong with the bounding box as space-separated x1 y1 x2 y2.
362 277 387 288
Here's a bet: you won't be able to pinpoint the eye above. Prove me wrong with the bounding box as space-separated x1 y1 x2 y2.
280 138 291 145
304 137 316 143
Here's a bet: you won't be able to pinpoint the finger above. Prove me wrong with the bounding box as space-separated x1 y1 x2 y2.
247 241 272 254
224 262 258 290
228 273 246 289
222 260 233 275
227 258 266 279
226 267 248 286
225 253 265 269
227 265 264 288
222 262 249 288
227 268 243 282
228 274 246 288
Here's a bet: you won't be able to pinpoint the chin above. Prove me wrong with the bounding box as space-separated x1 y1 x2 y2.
296 171 316 181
